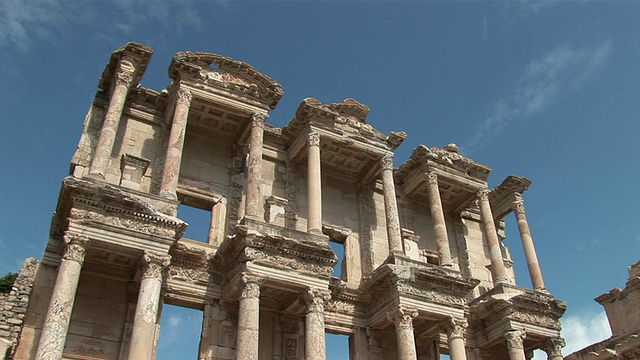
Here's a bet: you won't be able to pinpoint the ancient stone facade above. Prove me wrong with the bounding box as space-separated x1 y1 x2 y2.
565 260 640 360
4 42 566 360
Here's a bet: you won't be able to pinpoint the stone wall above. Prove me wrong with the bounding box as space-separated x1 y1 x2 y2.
0 258 38 360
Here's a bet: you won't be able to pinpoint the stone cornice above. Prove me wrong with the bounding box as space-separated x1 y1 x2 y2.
397 144 491 183
168 51 283 110
98 42 153 92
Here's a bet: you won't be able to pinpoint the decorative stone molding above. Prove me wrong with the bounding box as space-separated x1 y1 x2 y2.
303 288 331 313
119 154 150 191
251 113 268 128
439 317 468 339
140 252 171 280
425 172 438 185
505 330 526 350
114 61 135 87
240 273 262 299
512 200 526 215
175 88 192 105
477 188 490 201
544 337 565 357
387 306 418 330
380 153 394 170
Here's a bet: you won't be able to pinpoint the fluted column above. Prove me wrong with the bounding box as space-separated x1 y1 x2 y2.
89 60 136 179
303 288 331 360
387 307 418 360
128 252 170 360
35 235 89 360
513 199 545 291
440 318 468 360
307 132 322 234
543 337 565 360
425 173 453 266
477 188 508 284
236 274 261 360
381 154 403 254
245 113 268 219
159 88 193 200
504 330 527 360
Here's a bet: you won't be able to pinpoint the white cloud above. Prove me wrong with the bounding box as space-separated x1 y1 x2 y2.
467 40 612 149
0 0 73 51
562 310 612 356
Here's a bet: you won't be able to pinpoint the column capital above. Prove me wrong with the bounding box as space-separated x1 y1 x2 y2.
504 330 526 351
308 132 320 147
425 172 438 185
115 60 136 87
240 273 263 299
140 252 171 280
62 234 90 263
477 188 491 200
175 88 193 105
387 306 418 330
251 113 269 128
439 317 468 339
380 153 394 170
512 200 526 215
303 288 331 313
544 337 565 357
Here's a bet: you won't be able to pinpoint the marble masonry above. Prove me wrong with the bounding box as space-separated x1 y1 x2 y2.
2 43 566 360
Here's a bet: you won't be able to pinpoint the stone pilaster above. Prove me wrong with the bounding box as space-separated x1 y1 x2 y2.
236 274 262 360
35 235 89 360
512 199 545 291
303 288 331 360
387 306 418 360
245 113 268 219
543 337 565 360
381 154 403 254
425 173 453 266
89 60 136 179
128 252 171 360
307 132 322 234
159 88 193 200
477 188 508 285
504 330 527 360
440 318 468 360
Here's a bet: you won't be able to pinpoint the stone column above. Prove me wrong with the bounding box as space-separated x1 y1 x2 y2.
425 173 453 266
236 274 262 360
303 288 331 360
504 330 527 360
440 318 468 360
513 199 545 291
159 88 193 200
307 132 322 234
35 235 89 360
543 337 565 360
245 113 269 219
387 307 418 360
477 189 508 284
128 252 171 360
381 154 403 254
89 60 136 179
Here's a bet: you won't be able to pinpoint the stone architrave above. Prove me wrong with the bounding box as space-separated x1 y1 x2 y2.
236 274 262 360
380 153 403 254
512 199 546 291
543 337 565 360
440 318 468 360
477 188 508 285
89 60 136 179
128 252 171 360
307 132 322 234
303 288 331 360
245 113 268 219
425 173 453 266
387 306 418 360
35 234 90 360
504 330 527 360
159 88 193 199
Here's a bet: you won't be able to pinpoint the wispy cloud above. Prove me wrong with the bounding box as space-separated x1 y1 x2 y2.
467 40 612 149
562 310 612 355
0 0 74 51
158 313 184 347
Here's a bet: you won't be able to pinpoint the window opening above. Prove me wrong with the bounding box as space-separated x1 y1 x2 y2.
328 240 345 279
177 204 211 243
326 333 350 360
156 304 203 360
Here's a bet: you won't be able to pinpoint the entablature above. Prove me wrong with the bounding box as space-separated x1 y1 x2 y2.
98 42 153 93
489 175 532 220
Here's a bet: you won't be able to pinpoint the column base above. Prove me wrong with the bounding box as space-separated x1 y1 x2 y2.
85 171 106 181
159 190 178 201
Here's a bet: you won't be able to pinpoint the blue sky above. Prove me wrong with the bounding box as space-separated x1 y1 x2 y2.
2 1 640 358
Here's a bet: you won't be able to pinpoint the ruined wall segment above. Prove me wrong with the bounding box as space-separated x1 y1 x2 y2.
12 42 567 360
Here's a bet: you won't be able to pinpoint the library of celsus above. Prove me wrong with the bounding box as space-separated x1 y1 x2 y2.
1 42 567 360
